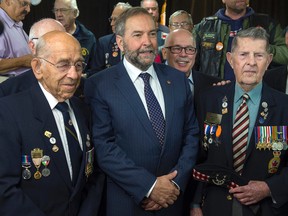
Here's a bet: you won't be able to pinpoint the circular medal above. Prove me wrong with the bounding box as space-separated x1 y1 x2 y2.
42 168 51 177
86 141 91 148
262 102 268 108
215 42 224 51
50 137 56 144
208 138 213 144
34 171 42 180
52 145 59 152
276 142 283 151
22 169 32 180
68 120 73 126
222 101 228 108
259 117 264 124
272 142 278 151
112 51 118 57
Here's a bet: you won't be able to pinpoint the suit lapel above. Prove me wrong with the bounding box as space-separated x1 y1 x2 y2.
30 85 73 189
114 62 160 147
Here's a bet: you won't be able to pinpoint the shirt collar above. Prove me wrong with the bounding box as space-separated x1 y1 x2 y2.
123 57 156 83
234 81 262 105
0 8 23 28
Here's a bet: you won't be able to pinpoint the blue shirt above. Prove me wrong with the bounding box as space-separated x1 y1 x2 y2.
233 82 262 144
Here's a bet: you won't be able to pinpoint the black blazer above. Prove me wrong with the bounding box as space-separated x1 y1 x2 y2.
263 65 288 93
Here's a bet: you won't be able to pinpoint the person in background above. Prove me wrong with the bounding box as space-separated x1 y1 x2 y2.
140 0 169 60
0 18 65 97
0 0 36 80
0 31 104 216
94 2 131 71
53 0 98 77
168 10 194 32
193 0 288 81
85 7 199 216
191 27 288 216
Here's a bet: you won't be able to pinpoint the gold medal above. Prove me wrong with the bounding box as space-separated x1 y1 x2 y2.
112 51 118 57
31 148 43 180
268 151 281 174
34 171 42 179
52 145 59 152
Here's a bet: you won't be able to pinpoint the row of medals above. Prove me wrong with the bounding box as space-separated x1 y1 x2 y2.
22 148 49 180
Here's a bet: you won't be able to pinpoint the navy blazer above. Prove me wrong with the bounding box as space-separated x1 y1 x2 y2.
85 61 199 216
0 84 104 216
195 82 288 216
95 33 121 72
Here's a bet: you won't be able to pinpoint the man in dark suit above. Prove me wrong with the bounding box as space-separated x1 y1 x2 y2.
263 65 288 94
95 2 132 71
85 7 199 216
162 28 223 108
0 31 104 215
191 27 288 216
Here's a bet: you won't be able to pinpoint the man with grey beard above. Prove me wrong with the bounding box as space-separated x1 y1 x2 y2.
85 7 199 216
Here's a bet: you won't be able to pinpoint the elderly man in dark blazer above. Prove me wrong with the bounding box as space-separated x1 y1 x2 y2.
191 27 288 216
85 7 199 216
0 31 104 216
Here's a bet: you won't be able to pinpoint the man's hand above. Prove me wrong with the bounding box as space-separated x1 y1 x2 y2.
190 207 203 216
229 180 271 205
141 198 162 211
149 170 180 208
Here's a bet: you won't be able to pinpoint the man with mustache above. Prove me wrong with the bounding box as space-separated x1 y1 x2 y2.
85 7 199 216
0 0 37 80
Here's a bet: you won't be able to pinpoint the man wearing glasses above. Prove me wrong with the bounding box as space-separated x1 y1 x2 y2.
53 0 98 77
0 31 104 216
168 10 194 33
0 0 38 80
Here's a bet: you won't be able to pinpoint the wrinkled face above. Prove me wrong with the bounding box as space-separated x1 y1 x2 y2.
162 31 196 76
227 37 272 91
141 1 159 22
222 0 248 14
9 0 31 22
110 6 125 33
116 14 157 71
32 36 83 101
169 14 193 32
53 0 76 30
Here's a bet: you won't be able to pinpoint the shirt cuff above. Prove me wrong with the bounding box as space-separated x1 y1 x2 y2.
146 179 157 197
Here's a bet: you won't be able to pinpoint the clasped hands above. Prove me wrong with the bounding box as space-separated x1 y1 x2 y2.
141 170 180 211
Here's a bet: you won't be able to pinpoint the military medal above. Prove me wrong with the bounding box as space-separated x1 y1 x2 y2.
52 145 59 152
50 137 56 144
216 42 224 51
85 148 94 177
222 96 228 114
31 148 43 180
112 51 118 57
41 155 51 177
259 102 268 124
268 151 281 174
22 155 32 180
215 125 222 146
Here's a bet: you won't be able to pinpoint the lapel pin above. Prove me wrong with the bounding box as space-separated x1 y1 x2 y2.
44 131 52 138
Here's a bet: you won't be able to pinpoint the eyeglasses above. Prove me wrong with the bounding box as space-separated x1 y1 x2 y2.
170 22 192 28
108 17 117 23
165 46 197 55
52 8 73 14
38 57 87 73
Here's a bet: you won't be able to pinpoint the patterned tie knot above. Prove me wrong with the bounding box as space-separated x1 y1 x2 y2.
139 73 151 84
55 102 69 113
242 93 249 103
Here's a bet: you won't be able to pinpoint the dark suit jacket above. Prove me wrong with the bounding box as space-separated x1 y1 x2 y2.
84 62 199 216
95 33 121 72
194 82 288 216
0 84 104 216
263 65 288 93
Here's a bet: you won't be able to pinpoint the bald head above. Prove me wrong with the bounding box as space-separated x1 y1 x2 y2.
162 29 197 76
29 18 65 54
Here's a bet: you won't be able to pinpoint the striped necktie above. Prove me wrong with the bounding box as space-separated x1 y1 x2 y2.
232 93 249 174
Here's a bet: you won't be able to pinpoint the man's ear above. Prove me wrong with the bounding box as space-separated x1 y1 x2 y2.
116 35 124 52
226 52 233 69
31 58 42 80
161 47 167 60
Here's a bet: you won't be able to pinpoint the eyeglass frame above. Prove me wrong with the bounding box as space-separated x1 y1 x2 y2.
165 46 197 55
170 22 193 28
38 57 87 73
108 17 117 23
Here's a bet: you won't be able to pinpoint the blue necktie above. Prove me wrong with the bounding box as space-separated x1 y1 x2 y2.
55 102 82 185
139 73 165 146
